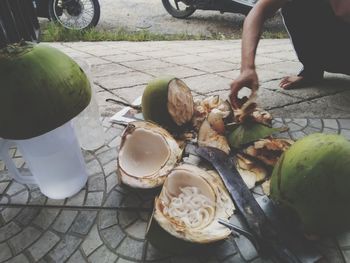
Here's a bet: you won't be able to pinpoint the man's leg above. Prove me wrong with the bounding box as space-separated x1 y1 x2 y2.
322 9 350 75
280 0 350 89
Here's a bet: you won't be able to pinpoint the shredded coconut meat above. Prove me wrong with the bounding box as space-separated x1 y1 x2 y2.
163 187 215 229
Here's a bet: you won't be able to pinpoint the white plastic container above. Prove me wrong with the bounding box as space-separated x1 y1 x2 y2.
0 121 88 199
73 58 105 151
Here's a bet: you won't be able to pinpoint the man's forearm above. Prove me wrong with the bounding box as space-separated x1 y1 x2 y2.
241 0 287 72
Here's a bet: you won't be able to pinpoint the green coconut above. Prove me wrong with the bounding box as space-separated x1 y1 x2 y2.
270 133 350 235
0 42 91 139
141 76 194 131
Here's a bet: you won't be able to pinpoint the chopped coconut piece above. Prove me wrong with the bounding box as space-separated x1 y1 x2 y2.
207 109 227 134
198 120 230 154
244 138 294 166
262 180 271 196
192 96 231 131
235 154 268 188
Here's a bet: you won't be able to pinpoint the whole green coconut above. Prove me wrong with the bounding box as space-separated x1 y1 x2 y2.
270 133 350 235
141 76 194 131
0 42 91 139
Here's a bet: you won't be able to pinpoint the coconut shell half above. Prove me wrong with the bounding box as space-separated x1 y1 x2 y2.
117 121 182 189
152 164 235 244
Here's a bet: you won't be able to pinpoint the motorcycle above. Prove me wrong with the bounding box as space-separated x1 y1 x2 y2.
162 0 257 19
34 0 100 30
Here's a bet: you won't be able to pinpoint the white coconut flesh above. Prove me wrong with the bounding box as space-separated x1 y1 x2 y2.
154 164 235 243
118 121 182 188
167 78 194 126
119 128 170 177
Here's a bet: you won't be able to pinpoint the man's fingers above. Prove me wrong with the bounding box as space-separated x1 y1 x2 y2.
279 77 289 87
230 81 243 109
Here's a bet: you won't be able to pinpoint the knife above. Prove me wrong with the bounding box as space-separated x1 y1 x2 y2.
184 144 323 263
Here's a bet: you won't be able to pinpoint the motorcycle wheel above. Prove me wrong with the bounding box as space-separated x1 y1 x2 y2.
48 0 100 30
162 0 196 19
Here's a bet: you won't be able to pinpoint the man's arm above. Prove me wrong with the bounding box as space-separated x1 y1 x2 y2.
330 0 350 23
230 0 287 108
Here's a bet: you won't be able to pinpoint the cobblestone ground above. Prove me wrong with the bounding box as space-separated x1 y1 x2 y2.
1 118 350 263
1 40 350 262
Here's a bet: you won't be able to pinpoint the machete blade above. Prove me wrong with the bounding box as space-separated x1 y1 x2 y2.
184 144 323 263
185 144 266 238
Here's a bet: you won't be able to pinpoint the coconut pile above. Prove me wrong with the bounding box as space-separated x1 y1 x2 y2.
117 76 293 249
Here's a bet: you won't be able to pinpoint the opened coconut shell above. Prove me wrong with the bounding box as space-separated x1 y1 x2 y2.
149 164 235 247
117 121 182 189
142 76 194 131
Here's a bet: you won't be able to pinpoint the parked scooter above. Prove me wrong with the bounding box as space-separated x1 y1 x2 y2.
162 0 257 18
34 0 100 30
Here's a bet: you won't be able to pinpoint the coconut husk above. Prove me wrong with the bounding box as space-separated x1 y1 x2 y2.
262 180 271 196
198 119 230 154
234 154 268 189
192 96 231 131
243 138 294 166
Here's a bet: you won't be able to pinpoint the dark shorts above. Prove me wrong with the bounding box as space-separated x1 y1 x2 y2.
282 0 350 79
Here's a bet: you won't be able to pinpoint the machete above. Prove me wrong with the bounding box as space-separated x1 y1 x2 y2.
184 144 322 263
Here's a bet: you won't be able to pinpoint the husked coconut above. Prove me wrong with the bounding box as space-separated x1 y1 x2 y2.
153 164 235 244
234 154 268 189
142 76 194 131
167 79 194 126
198 119 230 154
243 138 294 166
118 121 182 189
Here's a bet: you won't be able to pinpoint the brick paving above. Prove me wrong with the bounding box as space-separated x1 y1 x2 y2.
1 40 350 262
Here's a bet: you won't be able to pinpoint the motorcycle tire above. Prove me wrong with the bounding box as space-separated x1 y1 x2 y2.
162 0 196 19
48 0 100 30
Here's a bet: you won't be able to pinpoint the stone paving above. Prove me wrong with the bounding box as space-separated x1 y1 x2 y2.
1 40 350 262
47 39 350 119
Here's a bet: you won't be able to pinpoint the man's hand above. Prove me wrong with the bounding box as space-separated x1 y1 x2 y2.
230 69 259 109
